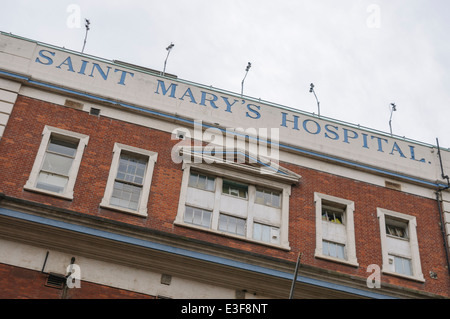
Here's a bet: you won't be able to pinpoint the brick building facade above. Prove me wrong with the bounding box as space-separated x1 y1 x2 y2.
0 32 449 299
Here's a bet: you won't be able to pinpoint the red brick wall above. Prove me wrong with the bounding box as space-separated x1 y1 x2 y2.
286 165 450 296
0 263 154 299
0 95 449 297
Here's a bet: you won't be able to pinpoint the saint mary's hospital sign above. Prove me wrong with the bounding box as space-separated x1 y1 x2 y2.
34 49 431 169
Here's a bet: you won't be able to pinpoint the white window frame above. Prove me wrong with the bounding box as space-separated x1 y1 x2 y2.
314 192 358 267
377 208 424 282
255 187 281 208
24 125 89 200
252 222 280 245
219 213 247 236
175 163 292 250
100 143 158 217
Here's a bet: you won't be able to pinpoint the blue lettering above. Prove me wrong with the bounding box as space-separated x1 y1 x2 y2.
155 80 177 98
200 91 219 109
343 128 358 144
324 124 339 140
246 104 261 119
89 63 111 80
35 49 55 65
409 145 426 163
390 142 406 158
179 88 197 104
362 133 369 149
371 136 388 152
114 69 134 85
56 56 75 72
78 60 89 75
303 119 321 135
222 97 239 113
280 112 299 130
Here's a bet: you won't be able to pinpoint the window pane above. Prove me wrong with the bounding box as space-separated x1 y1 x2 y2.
264 192 271 204
336 244 345 259
228 216 237 233
261 225 270 243
253 223 262 240
254 223 270 242
236 219 246 236
222 184 228 194
185 206 193 222
136 164 146 178
202 211 211 227
218 214 227 232
253 223 279 244
41 152 74 176
116 154 147 185
222 180 247 199
188 172 215 191
184 206 211 228
48 138 78 157
334 213 343 224
255 188 280 207
36 172 68 193
118 162 127 175
402 258 412 276
272 193 280 207
255 190 264 205
193 208 202 225
328 241 336 257
386 222 408 239
394 256 412 276
198 175 207 189
229 187 238 197
219 214 246 236
206 178 215 191
322 208 344 224
110 181 142 210
394 256 402 274
323 241 345 260
322 241 329 255
188 173 198 187
127 164 136 175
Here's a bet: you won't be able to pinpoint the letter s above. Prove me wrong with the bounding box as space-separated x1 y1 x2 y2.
246 104 261 119
324 124 339 140
35 49 55 65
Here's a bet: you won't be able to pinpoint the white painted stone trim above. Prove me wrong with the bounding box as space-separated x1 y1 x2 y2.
0 79 21 140
175 162 292 250
377 207 425 282
314 192 359 267
24 125 89 200
100 143 158 217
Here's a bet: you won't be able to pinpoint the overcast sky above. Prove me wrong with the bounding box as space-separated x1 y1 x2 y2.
1 1 449 148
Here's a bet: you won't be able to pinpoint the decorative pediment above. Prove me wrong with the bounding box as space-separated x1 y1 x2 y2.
178 146 301 185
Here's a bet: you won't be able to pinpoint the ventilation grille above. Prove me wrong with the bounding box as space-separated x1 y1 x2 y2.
45 273 66 289
385 181 402 191
64 99 84 110
160 274 172 285
89 107 101 116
